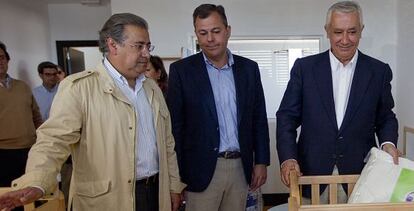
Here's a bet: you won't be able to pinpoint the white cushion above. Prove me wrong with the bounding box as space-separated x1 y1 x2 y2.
348 147 414 203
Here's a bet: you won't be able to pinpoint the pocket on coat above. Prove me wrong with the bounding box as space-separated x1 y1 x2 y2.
74 179 111 198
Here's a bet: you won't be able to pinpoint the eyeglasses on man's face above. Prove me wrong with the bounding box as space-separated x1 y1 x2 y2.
125 42 155 53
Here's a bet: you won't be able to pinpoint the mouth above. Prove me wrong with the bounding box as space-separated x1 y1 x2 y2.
205 45 219 50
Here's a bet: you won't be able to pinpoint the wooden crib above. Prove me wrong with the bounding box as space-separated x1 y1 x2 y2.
288 170 414 211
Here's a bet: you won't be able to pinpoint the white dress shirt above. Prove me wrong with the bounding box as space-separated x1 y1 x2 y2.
329 50 358 129
103 58 159 179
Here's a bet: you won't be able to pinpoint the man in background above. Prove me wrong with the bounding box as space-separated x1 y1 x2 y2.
0 41 42 211
32 61 59 121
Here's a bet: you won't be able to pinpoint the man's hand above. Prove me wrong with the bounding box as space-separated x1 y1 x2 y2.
382 143 402 165
280 159 301 187
0 187 43 211
170 192 181 211
250 164 267 191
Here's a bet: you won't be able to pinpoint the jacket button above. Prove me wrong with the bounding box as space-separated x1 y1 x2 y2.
338 136 344 140
129 126 133 130
128 179 132 183
339 154 344 158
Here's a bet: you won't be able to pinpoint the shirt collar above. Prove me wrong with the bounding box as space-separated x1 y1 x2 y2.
329 49 358 71
103 57 146 89
0 74 12 89
202 49 234 70
42 84 58 92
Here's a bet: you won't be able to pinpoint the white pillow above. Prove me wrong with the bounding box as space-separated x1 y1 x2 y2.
348 147 414 203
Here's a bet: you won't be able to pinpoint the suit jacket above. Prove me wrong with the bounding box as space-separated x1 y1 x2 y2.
167 52 270 192
13 63 185 211
276 50 398 192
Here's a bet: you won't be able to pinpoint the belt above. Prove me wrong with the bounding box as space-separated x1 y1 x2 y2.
136 173 158 185
218 151 241 159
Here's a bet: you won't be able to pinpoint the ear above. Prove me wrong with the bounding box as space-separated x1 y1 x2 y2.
324 25 329 38
226 25 232 39
107 38 118 55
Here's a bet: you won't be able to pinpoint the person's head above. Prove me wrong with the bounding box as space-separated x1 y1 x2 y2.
325 1 364 65
56 65 66 82
146 55 167 82
0 41 10 77
193 4 231 66
99 13 153 82
38 61 59 88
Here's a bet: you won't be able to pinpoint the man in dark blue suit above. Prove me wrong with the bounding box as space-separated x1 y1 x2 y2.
276 1 401 201
167 4 270 211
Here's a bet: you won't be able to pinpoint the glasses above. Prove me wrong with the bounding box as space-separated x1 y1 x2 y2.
125 42 155 53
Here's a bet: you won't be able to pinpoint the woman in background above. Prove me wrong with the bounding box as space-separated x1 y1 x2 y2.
146 55 168 97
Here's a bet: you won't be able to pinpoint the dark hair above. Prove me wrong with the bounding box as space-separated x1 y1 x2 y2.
193 4 228 27
150 55 168 82
0 41 10 61
99 13 148 54
37 61 57 74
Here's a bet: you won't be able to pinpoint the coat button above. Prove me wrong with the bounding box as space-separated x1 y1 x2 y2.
128 179 132 183
129 126 133 130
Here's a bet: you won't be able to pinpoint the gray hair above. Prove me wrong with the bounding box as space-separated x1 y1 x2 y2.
98 13 148 54
325 1 363 28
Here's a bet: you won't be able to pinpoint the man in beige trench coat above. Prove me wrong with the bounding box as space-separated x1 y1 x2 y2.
0 13 185 211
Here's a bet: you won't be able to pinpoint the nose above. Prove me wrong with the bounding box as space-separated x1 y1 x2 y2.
207 32 214 42
141 48 150 58
340 32 350 44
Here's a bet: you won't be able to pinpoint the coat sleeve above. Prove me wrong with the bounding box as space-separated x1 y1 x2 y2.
163 106 186 193
252 62 270 165
375 64 398 145
12 77 83 196
166 63 184 171
276 58 304 164
31 94 43 129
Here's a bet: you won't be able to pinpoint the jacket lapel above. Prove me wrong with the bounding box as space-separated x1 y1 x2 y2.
232 57 244 126
339 52 373 132
143 81 160 126
192 53 218 124
96 63 132 106
313 51 338 131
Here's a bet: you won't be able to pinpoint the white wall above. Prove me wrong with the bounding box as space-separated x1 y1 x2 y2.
111 0 399 193
48 2 111 63
0 0 51 88
396 1 414 146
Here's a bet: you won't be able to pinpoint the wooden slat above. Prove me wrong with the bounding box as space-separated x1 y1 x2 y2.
289 170 301 206
298 174 359 185
311 184 320 205
403 126 414 156
347 183 355 196
298 202 414 211
329 184 337 204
